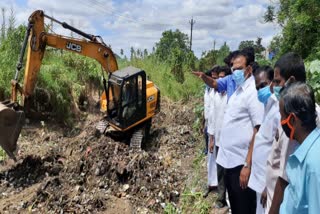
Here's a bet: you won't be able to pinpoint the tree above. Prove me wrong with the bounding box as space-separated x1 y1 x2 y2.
136 49 141 58
199 50 217 71
264 0 320 59
216 42 230 65
120 49 124 56
263 5 276 23
130 47 135 61
155 29 189 62
170 47 184 83
238 40 255 50
255 37 265 54
269 35 282 53
238 38 265 59
155 29 196 83
143 49 148 58
7 7 15 36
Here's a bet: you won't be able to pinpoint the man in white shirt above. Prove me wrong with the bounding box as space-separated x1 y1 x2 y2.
203 68 219 155
204 66 220 197
208 66 231 208
247 66 280 214
216 50 264 214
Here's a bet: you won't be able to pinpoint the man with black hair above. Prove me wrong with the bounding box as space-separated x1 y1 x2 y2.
196 50 263 213
278 82 320 213
210 66 231 209
203 66 220 196
251 61 260 75
203 67 219 155
248 66 279 214
224 50 240 68
241 47 255 64
266 52 320 213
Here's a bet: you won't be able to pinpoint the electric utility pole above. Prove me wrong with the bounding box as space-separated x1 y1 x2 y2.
189 17 195 51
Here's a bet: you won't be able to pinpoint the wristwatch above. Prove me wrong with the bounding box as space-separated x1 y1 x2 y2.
244 162 251 169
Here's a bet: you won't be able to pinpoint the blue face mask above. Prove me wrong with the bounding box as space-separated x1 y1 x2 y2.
232 69 245 87
258 86 272 104
273 86 282 100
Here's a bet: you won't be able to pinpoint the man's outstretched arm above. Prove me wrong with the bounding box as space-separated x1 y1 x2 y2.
192 71 218 89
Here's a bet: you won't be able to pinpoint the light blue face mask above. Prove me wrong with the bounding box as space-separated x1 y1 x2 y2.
232 69 246 87
258 86 272 104
273 86 282 100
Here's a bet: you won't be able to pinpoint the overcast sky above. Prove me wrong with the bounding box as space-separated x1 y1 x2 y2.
0 0 280 58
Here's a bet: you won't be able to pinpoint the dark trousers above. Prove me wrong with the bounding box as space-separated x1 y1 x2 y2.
216 146 227 206
225 165 256 214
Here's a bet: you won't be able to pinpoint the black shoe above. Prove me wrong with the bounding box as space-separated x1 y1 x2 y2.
203 149 208 155
215 201 228 208
203 186 216 198
203 188 211 198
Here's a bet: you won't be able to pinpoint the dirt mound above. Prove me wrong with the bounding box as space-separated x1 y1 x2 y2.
0 155 62 189
0 97 200 213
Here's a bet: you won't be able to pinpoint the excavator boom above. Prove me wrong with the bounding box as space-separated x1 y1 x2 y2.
18 10 118 104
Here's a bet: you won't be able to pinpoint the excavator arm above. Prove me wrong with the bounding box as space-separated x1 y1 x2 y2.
12 10 118 106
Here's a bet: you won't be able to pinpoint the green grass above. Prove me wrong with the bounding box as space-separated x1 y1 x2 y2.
164 202 179 214
0 148 6 161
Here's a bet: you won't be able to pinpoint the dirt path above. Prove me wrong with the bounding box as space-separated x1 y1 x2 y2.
0 98 200 213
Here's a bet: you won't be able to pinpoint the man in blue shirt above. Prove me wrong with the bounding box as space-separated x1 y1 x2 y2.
278 82 320 213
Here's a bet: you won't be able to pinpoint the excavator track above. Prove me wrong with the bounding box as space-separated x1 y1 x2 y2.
130 127 145 149
95 119 109 136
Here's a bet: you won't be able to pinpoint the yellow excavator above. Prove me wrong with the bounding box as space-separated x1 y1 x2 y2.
0 10 160 160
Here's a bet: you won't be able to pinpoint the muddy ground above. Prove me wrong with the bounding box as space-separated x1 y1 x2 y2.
0 98 200 213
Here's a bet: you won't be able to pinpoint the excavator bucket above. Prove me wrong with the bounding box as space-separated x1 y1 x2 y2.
0 103 25 160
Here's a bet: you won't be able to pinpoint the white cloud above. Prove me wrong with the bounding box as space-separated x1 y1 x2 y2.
3 0 280 58
100 0 280 57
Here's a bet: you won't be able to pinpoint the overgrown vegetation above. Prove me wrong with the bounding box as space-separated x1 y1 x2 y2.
306 60 320 103
264 0 320 61
263 1 320 102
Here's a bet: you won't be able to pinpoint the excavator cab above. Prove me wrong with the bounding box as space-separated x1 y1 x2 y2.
107 66 146 129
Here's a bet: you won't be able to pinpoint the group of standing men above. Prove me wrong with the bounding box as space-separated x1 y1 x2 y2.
193 48 320 214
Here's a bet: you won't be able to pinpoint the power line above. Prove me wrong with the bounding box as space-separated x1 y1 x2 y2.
84 0 144 25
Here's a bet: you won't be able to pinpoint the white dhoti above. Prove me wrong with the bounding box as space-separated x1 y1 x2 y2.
207 147 218 186
256 192 265 214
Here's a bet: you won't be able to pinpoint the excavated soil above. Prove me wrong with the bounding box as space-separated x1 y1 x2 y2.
0 98 199 213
